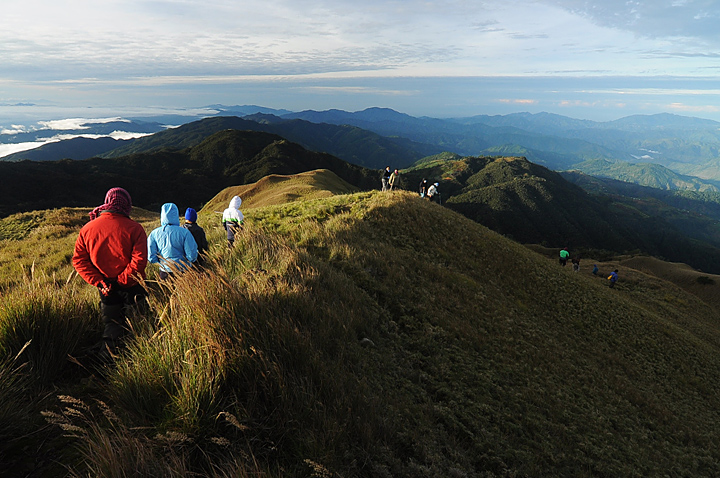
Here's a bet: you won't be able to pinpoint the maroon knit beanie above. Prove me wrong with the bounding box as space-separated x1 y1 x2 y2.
89 187 132 220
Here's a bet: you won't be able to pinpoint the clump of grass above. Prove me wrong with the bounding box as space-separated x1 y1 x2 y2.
108 274 229 431
42 396 270 477
0 356 32 457
43 396 199 477
0 280 97 386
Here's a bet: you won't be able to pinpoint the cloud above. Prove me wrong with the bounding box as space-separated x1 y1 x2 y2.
542 0 720 41
1 125 28 134
668 102 720 113
498 99 538 105
297 86 416 96
37 117 129 130
0 130 154 159
2 0 720 122
0 142 48 158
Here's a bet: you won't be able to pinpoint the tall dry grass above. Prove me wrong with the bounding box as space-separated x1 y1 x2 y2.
98 222 388 475
0 276 98 385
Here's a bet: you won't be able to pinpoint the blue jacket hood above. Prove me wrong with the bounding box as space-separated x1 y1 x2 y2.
161 203 180 226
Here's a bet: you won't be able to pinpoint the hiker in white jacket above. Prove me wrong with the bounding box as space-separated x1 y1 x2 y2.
222 195 244 248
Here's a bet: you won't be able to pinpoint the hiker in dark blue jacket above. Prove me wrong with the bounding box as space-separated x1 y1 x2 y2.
183 207 208 267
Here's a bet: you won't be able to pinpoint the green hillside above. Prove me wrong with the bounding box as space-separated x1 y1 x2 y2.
572 158 720 192
403 155 720 274
3 186 720 476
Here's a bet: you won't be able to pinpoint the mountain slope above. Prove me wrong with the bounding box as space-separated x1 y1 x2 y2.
201 168 357 212
404 155 720 273
4 190 720 476
283 108 720 184
571 158 720 192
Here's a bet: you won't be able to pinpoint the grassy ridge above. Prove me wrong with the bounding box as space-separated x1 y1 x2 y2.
2 179 720 475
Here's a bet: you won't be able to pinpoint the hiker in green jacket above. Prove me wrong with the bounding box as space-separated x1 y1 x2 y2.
559 247 570 266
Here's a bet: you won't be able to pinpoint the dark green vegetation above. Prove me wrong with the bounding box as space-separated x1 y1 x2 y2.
404 155 720 274
0 130 378 217
3 187 720 476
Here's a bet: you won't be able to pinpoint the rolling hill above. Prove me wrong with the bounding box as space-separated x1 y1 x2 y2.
9 107 720 195
200 168 357 213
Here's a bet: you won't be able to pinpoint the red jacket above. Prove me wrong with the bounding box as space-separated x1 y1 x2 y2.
72 212 148 288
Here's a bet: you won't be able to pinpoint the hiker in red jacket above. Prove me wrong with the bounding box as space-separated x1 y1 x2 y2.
72 187 148 356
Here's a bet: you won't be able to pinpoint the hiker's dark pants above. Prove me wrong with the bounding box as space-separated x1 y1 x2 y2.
99 284 147 343
225 223 241 248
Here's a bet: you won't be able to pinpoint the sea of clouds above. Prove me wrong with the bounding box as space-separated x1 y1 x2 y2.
0 117 161 159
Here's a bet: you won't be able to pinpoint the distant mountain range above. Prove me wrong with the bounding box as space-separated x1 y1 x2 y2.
5 106 720 194
282 108 720 184
1 115 439 170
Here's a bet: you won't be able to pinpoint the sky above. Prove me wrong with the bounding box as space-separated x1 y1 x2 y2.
2 0 720 124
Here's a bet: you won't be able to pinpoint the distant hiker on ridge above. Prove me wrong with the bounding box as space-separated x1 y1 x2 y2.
608 269 619 288
183 207 208 267
426 182 440 203
381 166 392 192
72 187 148 358
419 178 429 198
592 264 599 275
389 169 400 191
222 195 244 248
147 203 198 280
559 247 570 266
571 255 581 272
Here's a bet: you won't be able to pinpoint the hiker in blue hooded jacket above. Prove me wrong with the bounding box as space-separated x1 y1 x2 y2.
147 203 198 280
608 269 619 288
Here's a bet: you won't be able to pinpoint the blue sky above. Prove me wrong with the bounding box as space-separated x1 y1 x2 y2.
1 0 720 123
